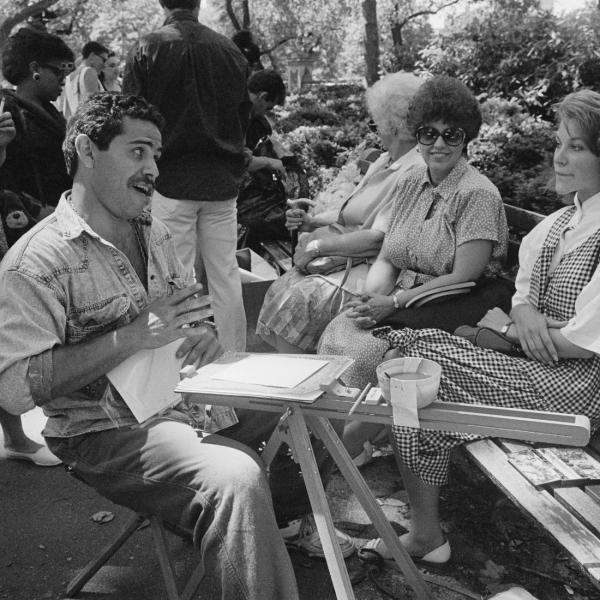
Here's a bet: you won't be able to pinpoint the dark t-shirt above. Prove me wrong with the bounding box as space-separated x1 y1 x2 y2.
123 10 252 201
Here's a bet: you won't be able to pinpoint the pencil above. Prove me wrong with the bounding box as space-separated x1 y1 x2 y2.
348 382 373 416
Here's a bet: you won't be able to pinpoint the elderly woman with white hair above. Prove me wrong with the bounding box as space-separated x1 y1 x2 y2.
257 72 425 353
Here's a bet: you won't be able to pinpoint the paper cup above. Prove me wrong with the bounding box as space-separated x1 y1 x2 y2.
376 357 441 408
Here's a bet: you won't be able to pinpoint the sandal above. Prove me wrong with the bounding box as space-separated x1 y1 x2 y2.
358 534 451 566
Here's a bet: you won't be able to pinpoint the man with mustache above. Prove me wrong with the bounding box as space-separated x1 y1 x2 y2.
0 93 299 599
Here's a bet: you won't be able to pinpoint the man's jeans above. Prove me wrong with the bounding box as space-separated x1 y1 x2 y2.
47 409 303 600
152 192 246 352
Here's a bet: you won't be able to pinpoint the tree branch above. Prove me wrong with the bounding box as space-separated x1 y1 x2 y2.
242 0 250 30
262 36 294 54
0 0 61 40
397 0 460 28
225 0 241 31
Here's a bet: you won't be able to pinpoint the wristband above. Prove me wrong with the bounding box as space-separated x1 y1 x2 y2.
305 240 321 256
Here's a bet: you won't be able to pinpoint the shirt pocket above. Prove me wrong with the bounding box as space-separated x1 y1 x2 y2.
66 294 131 342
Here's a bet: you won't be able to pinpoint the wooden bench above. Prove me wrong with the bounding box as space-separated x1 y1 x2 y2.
463 203 600 590
259 239 293 274
244 184 600 588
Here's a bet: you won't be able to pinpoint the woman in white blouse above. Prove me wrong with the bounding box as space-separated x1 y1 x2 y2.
257 72 425 353
359 89 600 566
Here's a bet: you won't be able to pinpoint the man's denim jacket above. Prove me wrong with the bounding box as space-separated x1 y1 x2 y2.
0 194 187 438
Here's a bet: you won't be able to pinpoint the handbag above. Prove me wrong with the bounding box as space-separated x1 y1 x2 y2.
315 256 355 321
454 325 523 356
303 223 373 275
305 254 367 275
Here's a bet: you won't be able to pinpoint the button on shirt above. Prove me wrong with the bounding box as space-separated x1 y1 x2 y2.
0 194 188 437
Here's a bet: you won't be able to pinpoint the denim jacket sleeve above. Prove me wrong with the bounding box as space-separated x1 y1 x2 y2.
0 267 65 414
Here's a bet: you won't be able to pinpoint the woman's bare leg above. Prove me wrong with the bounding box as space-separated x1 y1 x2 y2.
396 461 445 555
0 407 41 453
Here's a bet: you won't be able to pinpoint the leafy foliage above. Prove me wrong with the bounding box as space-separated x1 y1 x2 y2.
418 0 600 117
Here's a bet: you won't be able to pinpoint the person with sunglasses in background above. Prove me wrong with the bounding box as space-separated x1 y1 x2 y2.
319 76 510 466
62 40 109 120
0 28 74 209
0 27 75 468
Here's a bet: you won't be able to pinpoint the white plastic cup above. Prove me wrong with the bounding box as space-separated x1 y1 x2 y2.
375 357 441 408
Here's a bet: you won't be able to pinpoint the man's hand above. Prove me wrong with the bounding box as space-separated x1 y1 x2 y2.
128 283 214 349
0 110 16 166
345 293 395 329
511 303 558 365
249 155 285 176
175 326 223 369
286 198 315 231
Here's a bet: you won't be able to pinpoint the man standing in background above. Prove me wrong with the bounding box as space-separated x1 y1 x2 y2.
124 0 250 352
62 41 109 120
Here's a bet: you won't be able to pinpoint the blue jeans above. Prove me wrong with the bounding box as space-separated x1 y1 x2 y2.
47 410 301 600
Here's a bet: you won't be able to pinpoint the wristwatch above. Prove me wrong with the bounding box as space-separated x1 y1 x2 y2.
500 321 513 335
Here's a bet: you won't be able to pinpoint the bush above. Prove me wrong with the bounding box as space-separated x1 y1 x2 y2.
470 98 562 214
272 83 560 217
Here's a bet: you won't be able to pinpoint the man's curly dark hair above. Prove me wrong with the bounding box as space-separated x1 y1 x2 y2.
63 92 165 177
406 75 482 144
2 27 74 85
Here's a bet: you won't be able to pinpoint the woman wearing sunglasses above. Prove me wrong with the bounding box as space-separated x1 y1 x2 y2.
0 28 74 208
319 75 510 463
0 28 74 469
356 88 600 566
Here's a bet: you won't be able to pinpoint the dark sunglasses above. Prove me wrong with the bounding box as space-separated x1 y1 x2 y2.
39 63 71 79
416 126 466 147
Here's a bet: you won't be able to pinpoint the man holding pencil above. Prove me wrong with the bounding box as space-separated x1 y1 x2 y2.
123 0 249 353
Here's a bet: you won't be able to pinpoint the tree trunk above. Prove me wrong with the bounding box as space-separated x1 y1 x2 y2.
362 0 380 85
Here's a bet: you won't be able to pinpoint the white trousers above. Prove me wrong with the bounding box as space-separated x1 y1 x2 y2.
152 191 246 352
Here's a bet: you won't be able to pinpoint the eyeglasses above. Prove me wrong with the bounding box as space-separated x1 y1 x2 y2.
39 63 71 79
416 126 466 147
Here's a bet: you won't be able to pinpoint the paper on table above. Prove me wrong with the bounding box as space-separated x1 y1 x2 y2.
390 378 420 428
211 354 328 388
107 339 184 423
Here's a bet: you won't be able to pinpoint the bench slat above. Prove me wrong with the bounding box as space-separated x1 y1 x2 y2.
553 487 600 538
466 439 600 587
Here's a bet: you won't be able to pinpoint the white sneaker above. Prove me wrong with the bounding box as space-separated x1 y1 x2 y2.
282 514 355 558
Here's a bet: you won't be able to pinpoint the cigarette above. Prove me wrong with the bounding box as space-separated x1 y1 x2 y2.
348 383 373 416
0 98 5 114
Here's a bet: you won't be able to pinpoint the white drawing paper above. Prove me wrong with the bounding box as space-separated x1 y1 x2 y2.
107 339 185 423
211 354 328 388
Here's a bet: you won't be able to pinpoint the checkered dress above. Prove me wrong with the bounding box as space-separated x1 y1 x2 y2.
373 207 600 486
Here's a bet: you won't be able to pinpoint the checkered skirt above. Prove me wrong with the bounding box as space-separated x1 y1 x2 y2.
372 210 600 486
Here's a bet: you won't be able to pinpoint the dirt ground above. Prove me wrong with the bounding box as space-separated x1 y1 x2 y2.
1 408 598 600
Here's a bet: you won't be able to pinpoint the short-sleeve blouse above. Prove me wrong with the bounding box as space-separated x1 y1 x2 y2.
381 157 507 287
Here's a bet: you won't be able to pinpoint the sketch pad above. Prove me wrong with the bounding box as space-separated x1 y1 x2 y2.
176 352 353 404
211 355 328 388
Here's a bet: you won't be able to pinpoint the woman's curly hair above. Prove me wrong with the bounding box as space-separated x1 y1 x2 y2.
406 75 482 143
2 27 74 86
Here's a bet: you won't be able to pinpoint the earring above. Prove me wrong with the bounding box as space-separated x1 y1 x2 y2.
33 72 40 80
